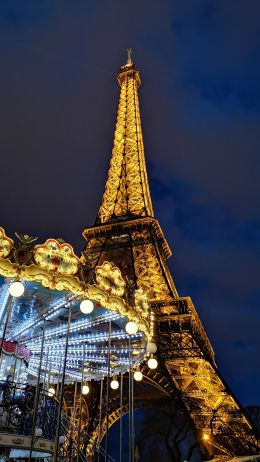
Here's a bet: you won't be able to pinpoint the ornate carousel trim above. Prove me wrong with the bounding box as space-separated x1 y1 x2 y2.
0 228 151 339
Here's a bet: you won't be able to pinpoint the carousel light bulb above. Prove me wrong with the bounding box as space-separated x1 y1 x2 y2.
35 428 43 437
82 384 90 395
80 299 94 314
59 435 65 444
147 356 158 370
146 342 157 354
134 370 143 382
48 387 55 397
9 281 24 298
125 321 138 335
110 378 119 390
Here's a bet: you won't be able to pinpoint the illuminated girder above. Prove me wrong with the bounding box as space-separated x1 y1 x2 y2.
82 55 258 457
83 217 179 301
97 62 153 223
165 357 256 455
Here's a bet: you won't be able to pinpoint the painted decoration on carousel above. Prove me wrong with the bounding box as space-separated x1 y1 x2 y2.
0 230 151 337
0 227 14 258
95 261 126 297
0 340 31 363
34 239 80 275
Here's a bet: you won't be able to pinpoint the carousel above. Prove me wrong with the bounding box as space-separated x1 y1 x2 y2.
0 228 158 462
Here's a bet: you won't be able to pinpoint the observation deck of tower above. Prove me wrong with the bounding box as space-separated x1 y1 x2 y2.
82 52 259 458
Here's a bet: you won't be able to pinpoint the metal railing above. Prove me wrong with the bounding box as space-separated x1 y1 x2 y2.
0 380 58 439
60 415 115 462
0 380 115 462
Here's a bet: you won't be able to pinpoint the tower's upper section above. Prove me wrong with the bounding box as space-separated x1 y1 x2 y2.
96 52 154 224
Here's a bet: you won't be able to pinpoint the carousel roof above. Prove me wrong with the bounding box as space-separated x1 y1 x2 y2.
0 227 151 382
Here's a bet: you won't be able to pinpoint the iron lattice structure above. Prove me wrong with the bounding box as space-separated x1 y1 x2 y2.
82 56 259 458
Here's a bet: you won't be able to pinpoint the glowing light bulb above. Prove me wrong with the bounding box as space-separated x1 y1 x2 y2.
125 321 138 335
80 299 94 314
82 384 90 395
134 371 143 381
110 378 119 390
146 342 157 354
48 387 55 397
203 433 210 441
147 356 158 370
9 281 24 298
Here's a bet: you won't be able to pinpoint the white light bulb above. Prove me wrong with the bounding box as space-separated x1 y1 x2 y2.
110 379 119 390
134 371 143 382
48 387 55 397
80 299 94 314
35 428 43 437
82 384 90 395
9 281 24 298
147 357 158 370
59 435 65 444
125 321 138 335
146 342 157 354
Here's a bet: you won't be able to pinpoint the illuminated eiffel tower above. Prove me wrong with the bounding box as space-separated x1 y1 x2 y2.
82 52 258 459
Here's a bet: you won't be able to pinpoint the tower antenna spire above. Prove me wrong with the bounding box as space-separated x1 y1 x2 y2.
126 48 133 66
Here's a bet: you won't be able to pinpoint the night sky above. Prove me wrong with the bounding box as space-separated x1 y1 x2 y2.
0 1 259 406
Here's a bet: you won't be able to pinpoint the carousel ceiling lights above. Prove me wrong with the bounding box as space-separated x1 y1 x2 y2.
80 299 94 314
146 342 157 354
9 281 25 297
110 378 119 390
48 387 56 397
125 321 138 335
35 428 43 437
134 370 143 381
147 356 158 370
82 384 90 395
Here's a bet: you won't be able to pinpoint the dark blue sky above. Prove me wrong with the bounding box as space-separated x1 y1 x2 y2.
0 1 259 406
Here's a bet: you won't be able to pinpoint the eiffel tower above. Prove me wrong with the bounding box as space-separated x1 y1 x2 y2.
82 52 258 459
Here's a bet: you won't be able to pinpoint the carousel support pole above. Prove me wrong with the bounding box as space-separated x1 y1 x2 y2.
17 358 22 387
29 320 46 462
53 304 72 462
0 295 13 367
48 359 52 391
72 380 77 424
105 320 112 462
43 346 49 391
56 356 62 397
77 343 85 462
70 380 77 460
128 337 134 462
9 352 19 425
128 337 131 462
13 352 18 384
97 376 104 462
131 354 135 462
119 371 123 462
